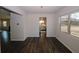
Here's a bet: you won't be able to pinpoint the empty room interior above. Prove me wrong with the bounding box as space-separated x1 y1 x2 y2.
0 6 79 53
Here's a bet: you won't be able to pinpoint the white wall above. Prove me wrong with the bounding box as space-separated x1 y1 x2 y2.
56 6 79 53
23 13 56 38
10 13 25 41
10 11 56 41
4 6 56 41
3 6 26 41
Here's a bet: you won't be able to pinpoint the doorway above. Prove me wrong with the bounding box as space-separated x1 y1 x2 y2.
0 8 10 52
39 17 47 39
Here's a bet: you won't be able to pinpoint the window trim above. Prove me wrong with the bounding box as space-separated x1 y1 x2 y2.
60 12 79 38
60 15 69 34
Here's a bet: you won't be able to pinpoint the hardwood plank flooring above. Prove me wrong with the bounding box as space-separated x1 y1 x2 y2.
6 37 71 53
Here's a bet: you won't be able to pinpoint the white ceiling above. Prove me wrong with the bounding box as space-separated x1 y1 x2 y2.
19 6 64 13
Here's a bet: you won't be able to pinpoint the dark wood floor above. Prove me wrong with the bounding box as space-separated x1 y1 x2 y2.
6 37 71 53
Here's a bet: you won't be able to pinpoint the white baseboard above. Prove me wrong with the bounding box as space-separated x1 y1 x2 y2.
11 39 25 41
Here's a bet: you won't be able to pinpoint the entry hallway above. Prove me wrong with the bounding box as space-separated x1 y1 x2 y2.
7 37 71 53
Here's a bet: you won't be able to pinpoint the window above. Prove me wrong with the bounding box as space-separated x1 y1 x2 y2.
3 21 7 27
70 12 79 37
60 12 79 38
60 15 69 33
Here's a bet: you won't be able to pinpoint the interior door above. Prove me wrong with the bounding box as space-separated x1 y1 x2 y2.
0 8 10 52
